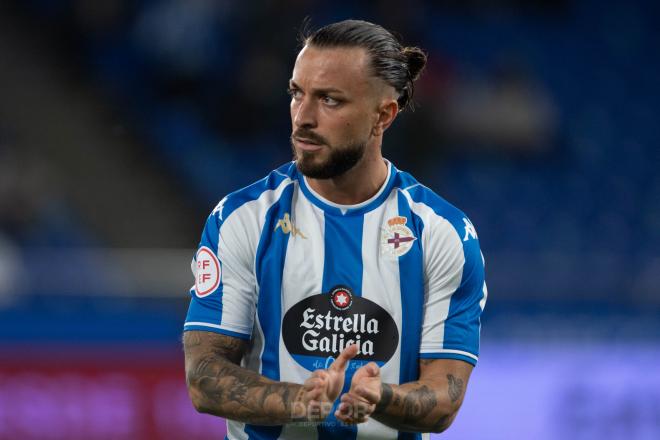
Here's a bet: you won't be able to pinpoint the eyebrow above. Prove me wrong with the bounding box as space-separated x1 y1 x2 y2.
289 80 345 95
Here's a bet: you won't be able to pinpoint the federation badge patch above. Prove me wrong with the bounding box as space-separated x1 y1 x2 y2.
381 216 417 257
195 246 221 297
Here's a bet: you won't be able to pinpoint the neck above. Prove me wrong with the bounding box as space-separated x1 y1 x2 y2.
305 146 388 206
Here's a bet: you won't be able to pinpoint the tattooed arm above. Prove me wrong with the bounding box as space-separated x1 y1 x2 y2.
336 358 472 433
183 330 358 425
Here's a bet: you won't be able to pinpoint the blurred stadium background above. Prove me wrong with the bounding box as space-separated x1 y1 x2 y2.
0 0 659 439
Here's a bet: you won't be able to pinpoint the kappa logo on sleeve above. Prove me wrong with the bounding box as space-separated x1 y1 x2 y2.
462 217 478 242
194 246 221 297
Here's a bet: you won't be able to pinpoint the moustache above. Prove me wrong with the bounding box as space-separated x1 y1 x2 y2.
291 129 328 146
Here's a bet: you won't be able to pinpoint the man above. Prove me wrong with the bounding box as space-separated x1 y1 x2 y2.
183 19 487 439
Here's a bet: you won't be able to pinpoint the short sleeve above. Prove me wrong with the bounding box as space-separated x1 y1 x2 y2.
183 203 257 339
419 215 487 366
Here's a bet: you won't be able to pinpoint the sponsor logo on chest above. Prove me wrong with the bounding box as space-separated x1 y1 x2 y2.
282 286 399 371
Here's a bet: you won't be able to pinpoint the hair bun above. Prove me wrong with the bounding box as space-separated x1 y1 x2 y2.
402 46 427 81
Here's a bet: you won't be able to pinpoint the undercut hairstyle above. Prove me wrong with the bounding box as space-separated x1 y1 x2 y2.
301 19 428 111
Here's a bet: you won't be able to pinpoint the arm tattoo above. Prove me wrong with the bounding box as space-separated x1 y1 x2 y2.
371 359 470 432
400 385 438 424
184 331 304 425
446 374 464 403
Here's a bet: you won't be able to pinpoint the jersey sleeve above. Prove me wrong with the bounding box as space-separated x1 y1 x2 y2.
183 202 257 339
419 215 487 366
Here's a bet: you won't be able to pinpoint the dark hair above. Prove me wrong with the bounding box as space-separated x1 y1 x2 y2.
302 19 427 111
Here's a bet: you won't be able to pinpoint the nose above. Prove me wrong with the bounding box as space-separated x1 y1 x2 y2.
292 96 317 129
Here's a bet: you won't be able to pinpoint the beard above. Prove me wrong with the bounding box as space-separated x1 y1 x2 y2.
291 133 366 179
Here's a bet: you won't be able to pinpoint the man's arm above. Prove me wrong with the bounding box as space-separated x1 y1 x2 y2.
183 330 358 425
336 358 473 433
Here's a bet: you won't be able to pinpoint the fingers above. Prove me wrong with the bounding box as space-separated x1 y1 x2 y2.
304 370 328 391
353 384 380 404
348 362 381 403
335 394 375 424
329 343 359 372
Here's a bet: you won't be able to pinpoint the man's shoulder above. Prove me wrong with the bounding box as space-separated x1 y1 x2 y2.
211 162 298 223
393 168 476 242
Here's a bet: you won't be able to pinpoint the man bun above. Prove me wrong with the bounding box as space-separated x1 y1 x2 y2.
396 47 427 110
403 46 427 82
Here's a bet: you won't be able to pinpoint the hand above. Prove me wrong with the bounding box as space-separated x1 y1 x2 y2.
335 361 382 424
295 343 359 422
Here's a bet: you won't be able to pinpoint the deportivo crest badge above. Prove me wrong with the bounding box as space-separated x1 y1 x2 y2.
381 216 417 257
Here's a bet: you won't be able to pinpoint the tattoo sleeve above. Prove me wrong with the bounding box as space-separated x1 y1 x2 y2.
372 359 471 433
183 330 305 425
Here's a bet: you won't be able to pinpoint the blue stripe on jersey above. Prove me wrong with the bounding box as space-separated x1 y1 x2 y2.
317 212 365 440
405 183 485 362
244 426 282 440
245 182 296 440
419 352 477 366
321 214 364 295
396 191 425 386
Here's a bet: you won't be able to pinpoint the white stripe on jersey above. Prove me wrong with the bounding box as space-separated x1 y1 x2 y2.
183 321 225 330
227 421 248 440
279 182 326 439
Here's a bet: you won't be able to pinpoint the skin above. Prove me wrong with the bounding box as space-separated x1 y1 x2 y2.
184 45 474 433
289 45 399 204
184 330 359 424
335 359 473 432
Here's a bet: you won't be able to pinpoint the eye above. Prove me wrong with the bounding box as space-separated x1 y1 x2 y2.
321 95 340 106
287 87 302 100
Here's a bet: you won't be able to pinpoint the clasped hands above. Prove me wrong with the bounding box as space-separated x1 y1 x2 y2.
298 343 383 425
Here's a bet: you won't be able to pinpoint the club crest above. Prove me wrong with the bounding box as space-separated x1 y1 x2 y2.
381 216 417 257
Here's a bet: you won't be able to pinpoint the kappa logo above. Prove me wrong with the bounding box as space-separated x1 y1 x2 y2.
462 218 478 242
274 213 307 239
381 216 417 258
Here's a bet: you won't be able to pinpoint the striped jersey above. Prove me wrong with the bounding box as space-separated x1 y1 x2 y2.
184 160 487 440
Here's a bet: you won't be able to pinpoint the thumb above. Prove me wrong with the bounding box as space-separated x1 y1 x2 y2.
329 343 359 372
364 362 380 377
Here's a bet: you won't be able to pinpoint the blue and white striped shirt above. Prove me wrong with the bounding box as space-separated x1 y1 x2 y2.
185 160 487 440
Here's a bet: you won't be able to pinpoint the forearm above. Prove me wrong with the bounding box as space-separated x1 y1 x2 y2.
372 374 465 433
186 353 306 425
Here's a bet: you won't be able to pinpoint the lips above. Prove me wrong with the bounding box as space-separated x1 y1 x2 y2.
294 137 324 152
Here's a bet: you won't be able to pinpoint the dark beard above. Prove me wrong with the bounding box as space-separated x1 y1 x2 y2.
292 139 366 179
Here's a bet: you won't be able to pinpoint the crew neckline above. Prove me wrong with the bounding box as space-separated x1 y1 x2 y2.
298 160 396 216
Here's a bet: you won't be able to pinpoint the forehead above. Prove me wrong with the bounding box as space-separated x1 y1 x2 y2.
291 45 372 92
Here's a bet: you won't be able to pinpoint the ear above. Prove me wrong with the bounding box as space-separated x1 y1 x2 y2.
372 99 399 137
